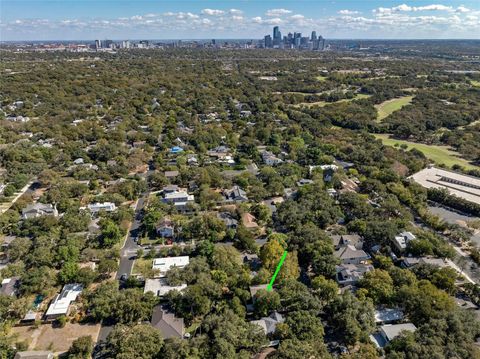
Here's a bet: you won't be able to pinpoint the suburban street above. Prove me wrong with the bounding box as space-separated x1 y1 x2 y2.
116 195 145 279
96 169 153 348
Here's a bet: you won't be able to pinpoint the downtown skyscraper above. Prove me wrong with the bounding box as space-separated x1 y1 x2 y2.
264 26 325 50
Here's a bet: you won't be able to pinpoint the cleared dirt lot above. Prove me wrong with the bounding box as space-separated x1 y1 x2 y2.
11 322 101 354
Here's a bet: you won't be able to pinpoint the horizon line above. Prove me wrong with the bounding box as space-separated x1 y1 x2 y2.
2 38 480 43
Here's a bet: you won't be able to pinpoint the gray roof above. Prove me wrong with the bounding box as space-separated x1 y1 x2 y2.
14 352 54 359
381 323 417 342
334 245 370 261
251 311 284 334
331 234 363 249
0 277 19 296
151 305 184 339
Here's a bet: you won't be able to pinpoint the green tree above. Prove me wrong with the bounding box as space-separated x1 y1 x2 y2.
102 324 164 359
359 269 394 304
67 336 93 359
254 289 281 317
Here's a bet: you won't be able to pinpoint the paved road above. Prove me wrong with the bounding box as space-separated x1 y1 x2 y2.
115 196 145 279
96 170 153 348
0 180 39 215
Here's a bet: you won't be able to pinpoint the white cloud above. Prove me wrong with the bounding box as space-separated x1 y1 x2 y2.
201 9 224 16
265 9 292 17
3 3 479 41
338 10 360 15
229 9 243 15
291 14 305 20
373 3 466 15
456 6 470 13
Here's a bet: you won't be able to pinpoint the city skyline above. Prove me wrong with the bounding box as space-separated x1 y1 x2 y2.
1 1 480 41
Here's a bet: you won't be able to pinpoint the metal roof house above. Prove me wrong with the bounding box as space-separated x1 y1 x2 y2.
152 256 190 277
45 283 83 319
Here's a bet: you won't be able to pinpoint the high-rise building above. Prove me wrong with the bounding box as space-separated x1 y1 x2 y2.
95 40 101 50
264 35 273 48
104 39 113 48
311 31 317 41
273 26 282 47
121 40 130 49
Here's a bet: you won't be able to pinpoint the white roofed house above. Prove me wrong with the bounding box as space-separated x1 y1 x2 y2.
144 278 187 297
44 283 83 320
22 203 58 220
152 256 190 277
163 190 195 212
392 231 416 252
262 151 283 166
87 202 117 214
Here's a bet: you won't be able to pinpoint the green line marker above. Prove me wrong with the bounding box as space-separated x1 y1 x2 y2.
266 250 288 291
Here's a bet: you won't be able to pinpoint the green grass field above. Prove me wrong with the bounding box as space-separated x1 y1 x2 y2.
295 93 370 108
316 75 327 82
471 80 480 87
374 134 478 170
375 95 414 121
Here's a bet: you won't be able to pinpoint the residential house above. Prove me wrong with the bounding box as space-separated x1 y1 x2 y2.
296 179 314 187
223 185 248 203
401 256 449 269
334 245 370 265
14 351 54 359
152 256 190 277
22 203 58 220
262 197 284 213
207 145 231 159
144 278 187 297
251 311 284 335
0 277 19 296
370 323 417 348
393 231 416 252
1 235 15 251
217 212 238 230
163 190 195 212
250 284 268 302
156 217 175 238
336 263 374 286
320 164 338 182
374 308 404 324
162 184 180 194
73 158 84 165
45 283 83 320
331 234 364 250
87 202 117 214
262 151 283 166
187 154 198 166
151 305 185 339
242 212 259 230
164 170 180 180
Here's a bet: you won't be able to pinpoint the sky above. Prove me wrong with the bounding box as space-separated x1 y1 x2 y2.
1 1 480 41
